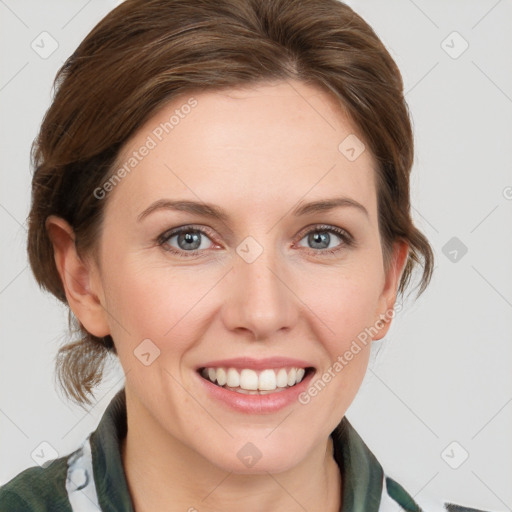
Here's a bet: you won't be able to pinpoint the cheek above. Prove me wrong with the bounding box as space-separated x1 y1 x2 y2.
101 256 214 360
298 263 382 346
296 274 377 423
295 263 382 400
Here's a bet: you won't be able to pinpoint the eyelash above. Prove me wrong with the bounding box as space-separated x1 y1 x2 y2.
157 224 354 259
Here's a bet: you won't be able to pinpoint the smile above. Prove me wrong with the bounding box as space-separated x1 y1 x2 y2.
199 366 314 394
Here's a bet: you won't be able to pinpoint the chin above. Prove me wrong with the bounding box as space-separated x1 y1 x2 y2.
198 435 310 475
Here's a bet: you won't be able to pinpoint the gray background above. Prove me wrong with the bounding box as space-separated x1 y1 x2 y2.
1 0 511 509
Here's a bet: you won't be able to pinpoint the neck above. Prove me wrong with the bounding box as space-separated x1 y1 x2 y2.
121 393 342 512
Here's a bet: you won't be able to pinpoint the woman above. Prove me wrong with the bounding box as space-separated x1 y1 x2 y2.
0 0 493 510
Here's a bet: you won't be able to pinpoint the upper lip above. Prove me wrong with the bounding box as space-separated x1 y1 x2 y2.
196 357 315 371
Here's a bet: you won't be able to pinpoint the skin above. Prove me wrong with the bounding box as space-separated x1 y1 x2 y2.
48 79 409 512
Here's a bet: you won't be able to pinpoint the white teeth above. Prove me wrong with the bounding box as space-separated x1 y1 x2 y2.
240 369 259 390
258 369 277 391
287 367 297 386
200 366 310 392
216 367 227 386
276 368 288 388
226 368 240 387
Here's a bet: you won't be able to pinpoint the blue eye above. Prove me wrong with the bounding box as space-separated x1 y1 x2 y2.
158 226 215 257
157 224 354 258
297 225 353 255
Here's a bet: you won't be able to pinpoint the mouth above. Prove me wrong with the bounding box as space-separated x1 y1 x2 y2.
197 366 316 395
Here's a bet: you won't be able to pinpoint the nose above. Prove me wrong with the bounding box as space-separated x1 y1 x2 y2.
220 238 300 340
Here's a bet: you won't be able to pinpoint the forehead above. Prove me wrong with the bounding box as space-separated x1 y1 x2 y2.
105 80 378 222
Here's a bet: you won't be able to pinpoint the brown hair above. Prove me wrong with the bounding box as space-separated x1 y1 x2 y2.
27 0 434 406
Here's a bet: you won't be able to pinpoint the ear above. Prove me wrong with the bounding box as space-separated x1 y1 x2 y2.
46 215 110 338
372 239 409 341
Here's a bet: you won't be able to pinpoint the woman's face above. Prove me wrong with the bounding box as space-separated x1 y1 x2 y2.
87 80 406 473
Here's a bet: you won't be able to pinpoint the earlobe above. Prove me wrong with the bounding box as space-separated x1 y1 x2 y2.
46 215 110 338
372 240 409 341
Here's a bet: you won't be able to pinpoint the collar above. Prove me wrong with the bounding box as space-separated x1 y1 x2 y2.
88 387 387 511
331 416 384 511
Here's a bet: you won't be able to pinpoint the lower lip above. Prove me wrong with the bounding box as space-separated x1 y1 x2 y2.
195 369 315 414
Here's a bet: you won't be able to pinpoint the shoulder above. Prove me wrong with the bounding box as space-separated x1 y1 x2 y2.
385 475 497 512
0 455 72 512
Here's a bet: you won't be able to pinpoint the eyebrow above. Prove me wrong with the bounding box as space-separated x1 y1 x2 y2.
137 196 369 223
